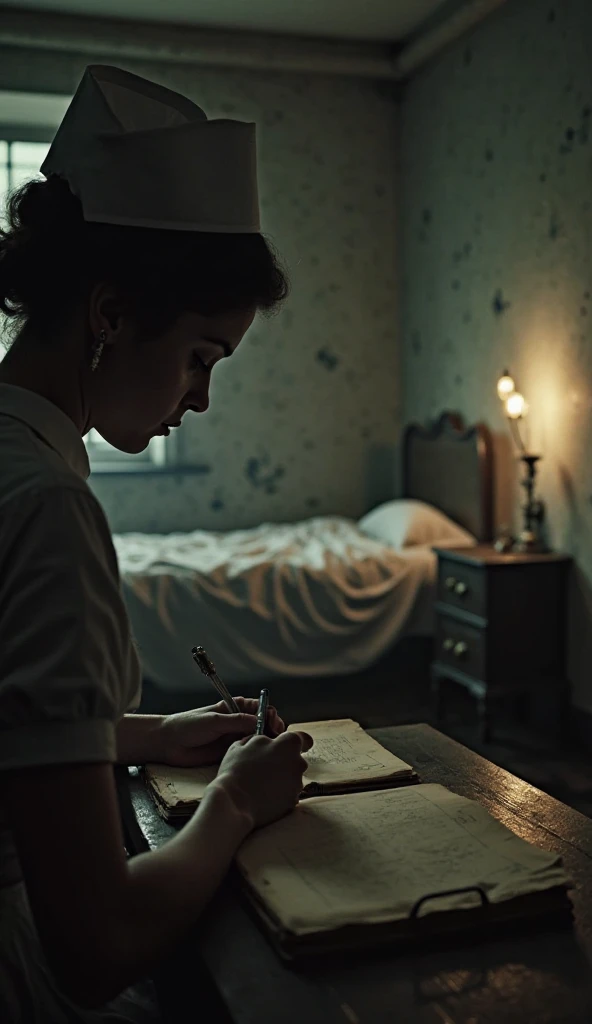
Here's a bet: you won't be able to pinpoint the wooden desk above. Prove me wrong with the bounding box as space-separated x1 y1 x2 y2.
122 724 592 1024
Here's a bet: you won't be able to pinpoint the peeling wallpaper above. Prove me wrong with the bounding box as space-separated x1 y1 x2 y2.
399 0 592 710
76 63 400 533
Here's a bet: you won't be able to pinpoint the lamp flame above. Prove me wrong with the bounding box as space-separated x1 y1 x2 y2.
506 392 528 419
497 372 515 400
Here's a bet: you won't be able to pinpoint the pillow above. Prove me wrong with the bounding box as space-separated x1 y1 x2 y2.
357 500 475 550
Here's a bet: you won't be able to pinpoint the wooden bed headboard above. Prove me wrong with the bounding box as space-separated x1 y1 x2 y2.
402 412 493 543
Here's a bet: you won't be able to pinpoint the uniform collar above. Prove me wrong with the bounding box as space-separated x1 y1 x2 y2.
0 384 90 480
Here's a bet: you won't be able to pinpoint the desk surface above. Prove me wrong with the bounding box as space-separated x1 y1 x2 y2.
125 724 592 1024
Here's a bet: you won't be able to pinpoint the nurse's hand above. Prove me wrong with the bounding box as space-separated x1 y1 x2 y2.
214 730 314 829
155 697 286 768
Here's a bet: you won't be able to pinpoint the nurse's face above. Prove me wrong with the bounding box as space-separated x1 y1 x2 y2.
90 306 255 454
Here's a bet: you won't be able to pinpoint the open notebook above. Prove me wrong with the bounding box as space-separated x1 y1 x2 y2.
236 783 572 959
145 719 417 821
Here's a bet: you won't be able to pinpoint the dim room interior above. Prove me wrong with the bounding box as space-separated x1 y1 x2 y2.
1 0 592 819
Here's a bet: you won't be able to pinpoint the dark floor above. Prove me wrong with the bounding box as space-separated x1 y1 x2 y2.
140 637 592 820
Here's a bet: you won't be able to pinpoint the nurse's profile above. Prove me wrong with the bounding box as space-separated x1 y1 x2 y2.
0 65 311 1023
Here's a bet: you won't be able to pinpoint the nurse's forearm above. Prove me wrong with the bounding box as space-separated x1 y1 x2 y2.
1 761 252 1010
115 714 165 765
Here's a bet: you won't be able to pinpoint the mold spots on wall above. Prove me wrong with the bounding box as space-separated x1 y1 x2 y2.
316 348 339 370
492 289 511 316
548 213 562 240
559 108 590 155
245 455 285 494
560 126 576 155
419 207 433 242
453 242 473 264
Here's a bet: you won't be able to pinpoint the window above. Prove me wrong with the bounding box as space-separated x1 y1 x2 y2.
0 138 50 207
83 429 183 474
0 113 194 475
0 139 50 356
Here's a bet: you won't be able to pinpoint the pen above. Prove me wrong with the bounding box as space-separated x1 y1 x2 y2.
256 688 269 736
191 645 241 715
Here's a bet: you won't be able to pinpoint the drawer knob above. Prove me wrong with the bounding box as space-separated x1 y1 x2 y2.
453 641 468 658
445 576 457 591
442 637 454 652
454 581 468 597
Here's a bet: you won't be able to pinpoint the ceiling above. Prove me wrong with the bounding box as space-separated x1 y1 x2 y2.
8 0 451 43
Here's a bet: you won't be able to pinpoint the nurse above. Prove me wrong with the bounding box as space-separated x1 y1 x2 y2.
0 65 311 1022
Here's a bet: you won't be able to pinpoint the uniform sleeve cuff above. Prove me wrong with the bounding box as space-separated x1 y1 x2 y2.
0 719 116 769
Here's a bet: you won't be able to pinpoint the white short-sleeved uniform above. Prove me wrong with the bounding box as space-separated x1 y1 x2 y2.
0 384 160 1022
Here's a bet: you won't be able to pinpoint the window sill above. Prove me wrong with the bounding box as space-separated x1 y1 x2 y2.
89 462 212 477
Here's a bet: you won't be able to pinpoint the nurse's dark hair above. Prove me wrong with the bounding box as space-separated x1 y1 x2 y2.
0 176 289 337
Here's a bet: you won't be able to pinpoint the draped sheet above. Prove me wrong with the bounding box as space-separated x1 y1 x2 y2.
113 516 437 690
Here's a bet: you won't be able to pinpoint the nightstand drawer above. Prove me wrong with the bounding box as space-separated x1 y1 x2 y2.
437 558 486 618
436 617 486 680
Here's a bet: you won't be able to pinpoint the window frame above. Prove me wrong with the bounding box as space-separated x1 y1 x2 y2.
83 427 206 476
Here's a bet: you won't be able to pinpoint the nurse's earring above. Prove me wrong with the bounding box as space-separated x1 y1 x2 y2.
91 329 106 372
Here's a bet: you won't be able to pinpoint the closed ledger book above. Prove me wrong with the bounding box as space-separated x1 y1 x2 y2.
145 719 417 822
235 783 572 959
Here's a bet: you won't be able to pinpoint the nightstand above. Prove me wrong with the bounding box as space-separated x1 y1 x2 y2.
431 545 571 742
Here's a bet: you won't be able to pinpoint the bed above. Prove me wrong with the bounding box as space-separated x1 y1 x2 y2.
114 412 493 705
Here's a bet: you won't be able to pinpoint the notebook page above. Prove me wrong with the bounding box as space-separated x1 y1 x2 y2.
146 763 217 811
147 719 412 809
237 783 570 936
290 719 413 788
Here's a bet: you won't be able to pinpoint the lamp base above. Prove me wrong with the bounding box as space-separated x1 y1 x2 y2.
513 529 548 554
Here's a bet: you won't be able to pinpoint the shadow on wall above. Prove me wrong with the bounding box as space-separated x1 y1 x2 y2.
558 462 592 716
365 443 398 514
567 566 592 718
491 430 513 536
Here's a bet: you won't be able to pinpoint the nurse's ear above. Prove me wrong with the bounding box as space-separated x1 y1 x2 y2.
88 283 129 346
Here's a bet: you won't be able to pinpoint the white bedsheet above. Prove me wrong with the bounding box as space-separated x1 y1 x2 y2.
114 516 438 691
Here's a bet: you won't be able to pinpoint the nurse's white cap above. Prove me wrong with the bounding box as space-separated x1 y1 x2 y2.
41 64 260 233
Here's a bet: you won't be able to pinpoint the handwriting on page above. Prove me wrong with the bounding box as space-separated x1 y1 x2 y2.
237 784 567 934
289 719 411 785
305 734 387 771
